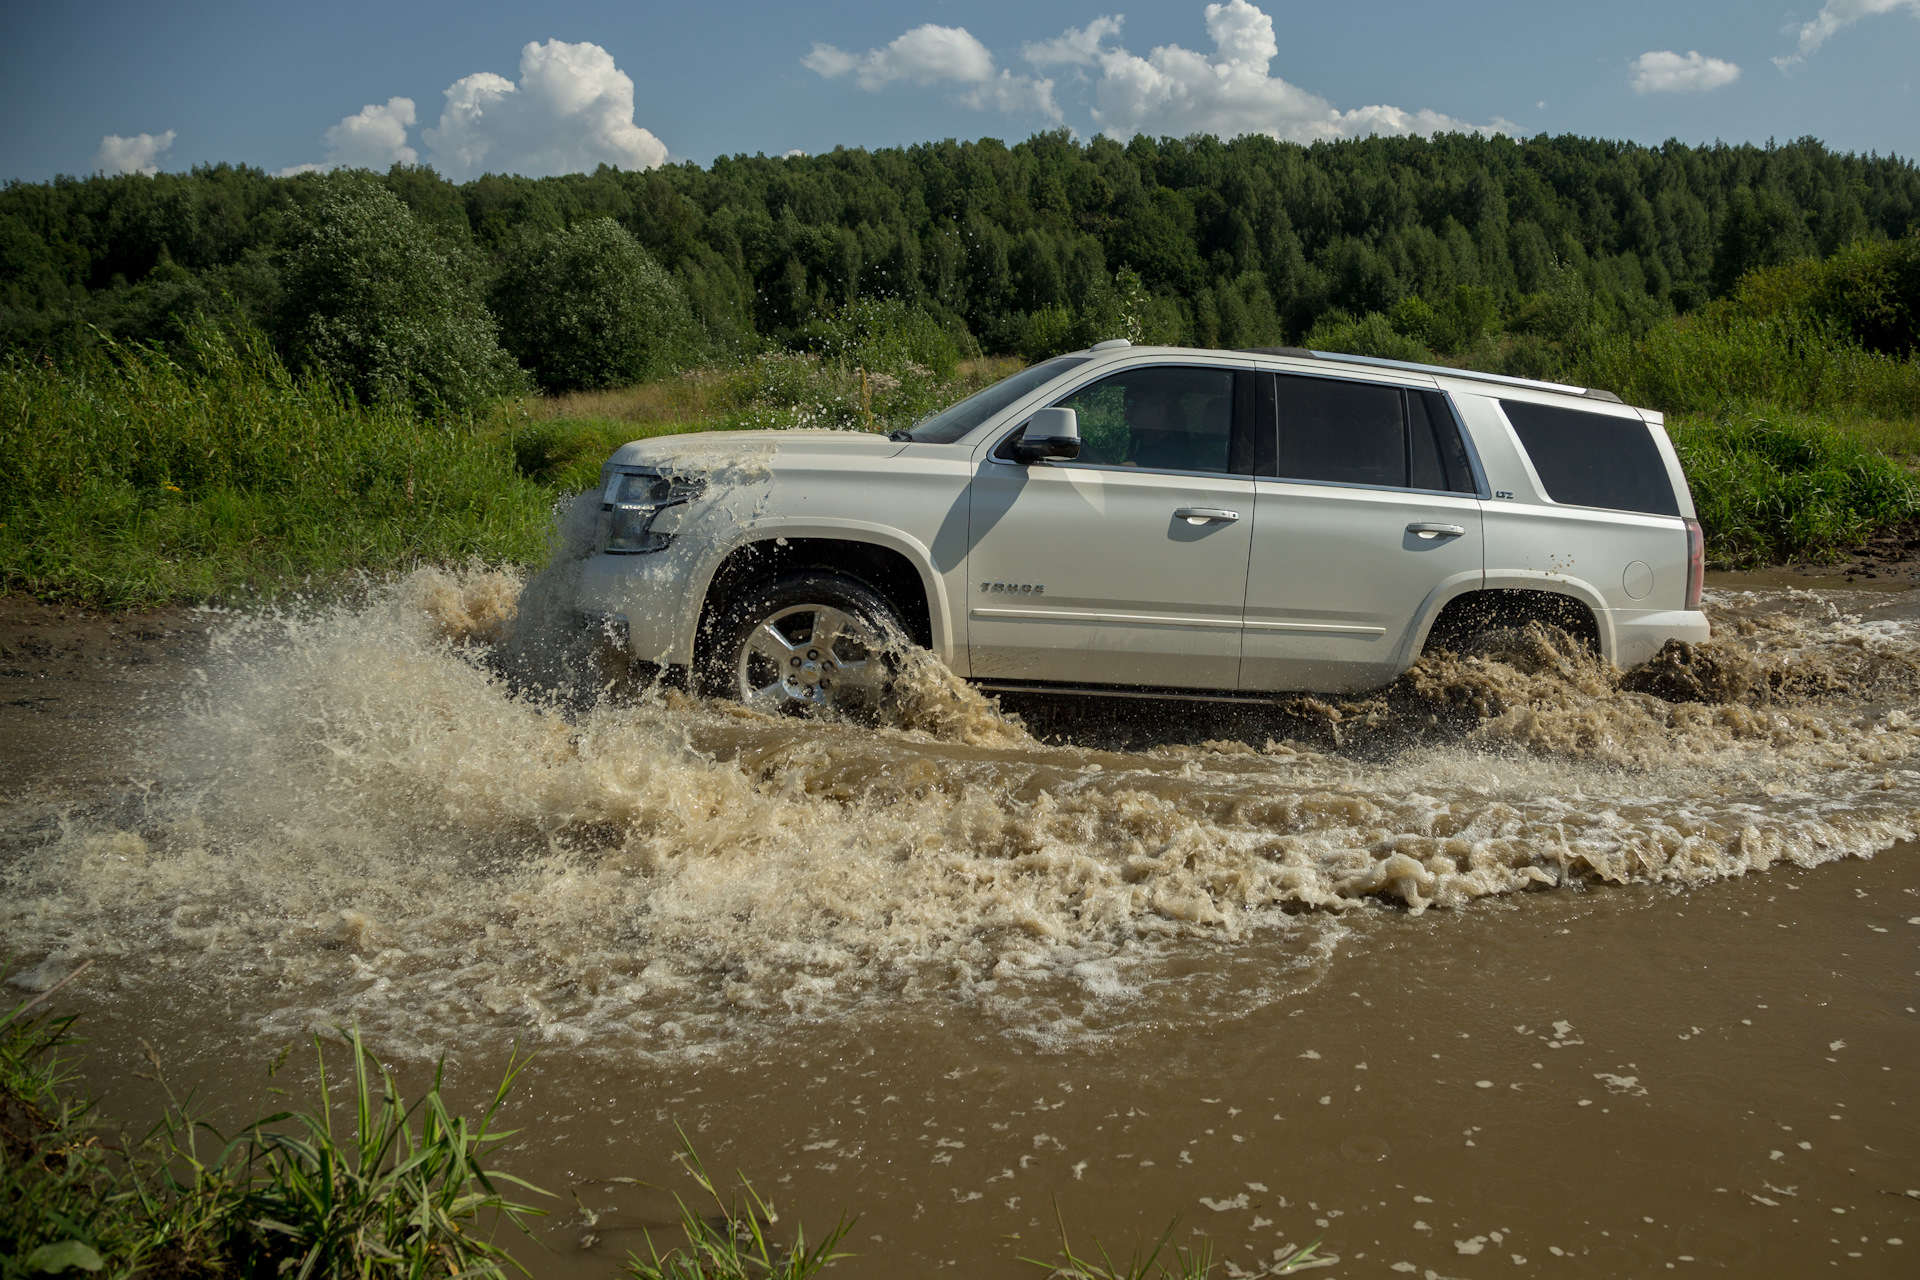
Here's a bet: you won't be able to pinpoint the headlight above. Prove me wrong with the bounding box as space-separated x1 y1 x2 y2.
598 466 705 554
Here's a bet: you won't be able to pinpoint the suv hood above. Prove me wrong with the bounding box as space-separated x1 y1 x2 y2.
607 429 907 474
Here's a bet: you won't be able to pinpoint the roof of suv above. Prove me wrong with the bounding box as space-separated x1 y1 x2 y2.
1232 345 1625 403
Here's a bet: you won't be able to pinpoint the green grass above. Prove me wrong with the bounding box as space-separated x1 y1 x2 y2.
0 325 556 608
1 973 547 1278
1667 406 1919 566
1567 299 1920 565
5 978 1300 1280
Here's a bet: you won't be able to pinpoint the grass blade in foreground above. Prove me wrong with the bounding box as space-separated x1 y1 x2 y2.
624 1127 853 1280
1023 1203 1333 1278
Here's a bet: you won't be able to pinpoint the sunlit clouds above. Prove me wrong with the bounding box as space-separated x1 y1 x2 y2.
94 130 175 176
803 23 1060 120
1776 0 1920 69
1630 50 1741 94
806 2 1509 143
282 40 667 179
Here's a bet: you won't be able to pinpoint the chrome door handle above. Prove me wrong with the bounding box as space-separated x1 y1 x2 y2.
1175 507 1241 524
1407 522 1466 539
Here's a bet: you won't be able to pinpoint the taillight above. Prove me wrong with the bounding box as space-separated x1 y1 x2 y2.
1684 518 1704 610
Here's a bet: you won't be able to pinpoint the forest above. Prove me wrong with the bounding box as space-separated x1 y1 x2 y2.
5 129 1918 378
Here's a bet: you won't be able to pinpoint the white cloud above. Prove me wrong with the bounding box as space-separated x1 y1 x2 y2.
806 24 996 89
804 23 1061 120
421 39 668 180
1630 50 1741 93
1023 15 1124 67
1063 1 1505 143
322 97 419 168
95 130 175 176
1776 0 1920 68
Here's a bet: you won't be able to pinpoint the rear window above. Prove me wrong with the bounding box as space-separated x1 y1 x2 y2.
1499 400 1679 516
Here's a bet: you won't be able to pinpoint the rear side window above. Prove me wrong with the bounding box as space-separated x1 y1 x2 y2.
1269 375 1476 493
1499 400 1679 516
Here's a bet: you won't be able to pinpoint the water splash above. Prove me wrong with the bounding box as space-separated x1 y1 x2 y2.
3 575 1917 1058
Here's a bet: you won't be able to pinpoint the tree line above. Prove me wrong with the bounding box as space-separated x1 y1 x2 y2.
2 129 1916 409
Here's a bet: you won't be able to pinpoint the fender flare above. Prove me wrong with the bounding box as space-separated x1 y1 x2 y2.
1419 571 1616 663
680 518 957 667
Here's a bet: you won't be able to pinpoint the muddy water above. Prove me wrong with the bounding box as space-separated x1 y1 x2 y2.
3 567 1919 1276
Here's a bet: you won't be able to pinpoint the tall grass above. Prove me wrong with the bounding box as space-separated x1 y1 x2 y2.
510 353 1022 494
1575 309 1920 421
622 1131 852 1280
1669 407 1919 565
1 977 546 1279
0 325 554 606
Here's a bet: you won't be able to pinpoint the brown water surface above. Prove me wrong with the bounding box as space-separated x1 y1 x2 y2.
3 564 1918 1277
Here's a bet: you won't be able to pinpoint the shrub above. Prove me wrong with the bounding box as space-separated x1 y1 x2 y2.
492 218 699 393
1304 309 1434 363
1669 407 1919 565
1734 232 1920 358
1575 308 1920 420
279 175 524 416
0 321 550 605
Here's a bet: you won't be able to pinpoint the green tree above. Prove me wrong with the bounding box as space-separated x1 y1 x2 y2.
278 175 523 415
490 217 697 392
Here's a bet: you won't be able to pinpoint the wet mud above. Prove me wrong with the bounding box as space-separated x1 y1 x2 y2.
2 564 1917 1276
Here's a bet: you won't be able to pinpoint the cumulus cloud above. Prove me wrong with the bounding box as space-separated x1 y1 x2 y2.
804 23 1061 120
1050 1 1506 143
325 97 420 168
422 39 668 179
1776 0 1920 68
1630 50 1741 93
95 130 175 176
1022 15 1125 67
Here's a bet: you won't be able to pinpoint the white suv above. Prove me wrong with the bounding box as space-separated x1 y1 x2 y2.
575 342 1709 712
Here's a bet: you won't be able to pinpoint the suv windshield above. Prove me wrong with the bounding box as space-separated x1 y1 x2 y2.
898 356 1090 443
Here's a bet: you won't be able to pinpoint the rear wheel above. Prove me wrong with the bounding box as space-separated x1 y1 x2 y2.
700 571 904 716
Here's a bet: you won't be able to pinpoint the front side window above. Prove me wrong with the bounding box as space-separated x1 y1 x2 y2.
1048 366 1238 472
1270 375 1476 493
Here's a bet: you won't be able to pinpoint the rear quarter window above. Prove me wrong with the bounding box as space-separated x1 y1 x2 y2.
1499 400 1679 517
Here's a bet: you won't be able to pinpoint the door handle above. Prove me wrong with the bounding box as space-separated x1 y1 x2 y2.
1175 507 1241 524
1407 522 1466 539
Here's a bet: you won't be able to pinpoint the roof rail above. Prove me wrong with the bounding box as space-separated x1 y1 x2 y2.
1236 347 1624 404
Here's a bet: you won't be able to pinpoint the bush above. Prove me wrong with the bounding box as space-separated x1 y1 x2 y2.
492 218 699 393
280 175 524 416
1734 233 1920 358
0 322 551 605
1669 407 1919 565
1304 309 1434 363
789 296 959 382
1575 308 1920 419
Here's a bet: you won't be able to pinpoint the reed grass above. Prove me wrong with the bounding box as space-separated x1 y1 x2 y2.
0 325 554 607
1023 1206 1329 1279
1668 405 1920 566
0 976 546 1279
621 1130 852 1280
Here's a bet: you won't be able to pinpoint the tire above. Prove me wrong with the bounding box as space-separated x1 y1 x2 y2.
698 570 906 716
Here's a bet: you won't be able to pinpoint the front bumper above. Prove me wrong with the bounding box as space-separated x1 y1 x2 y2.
574 550 698 666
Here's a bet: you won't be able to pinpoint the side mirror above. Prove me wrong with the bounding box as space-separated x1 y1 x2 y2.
1014 407 1080 464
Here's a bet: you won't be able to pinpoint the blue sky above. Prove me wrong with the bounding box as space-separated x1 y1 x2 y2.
3 0 1917 182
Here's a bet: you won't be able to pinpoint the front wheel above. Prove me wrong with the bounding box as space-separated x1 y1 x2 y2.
700 571 905 716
